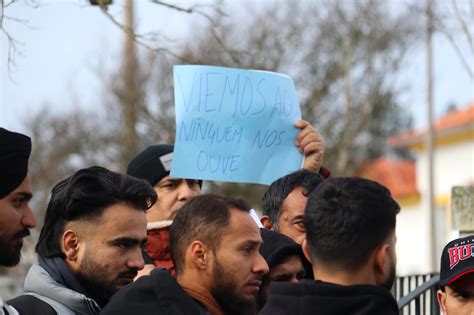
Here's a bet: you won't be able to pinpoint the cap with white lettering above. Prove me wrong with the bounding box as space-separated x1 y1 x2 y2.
126 144 174 186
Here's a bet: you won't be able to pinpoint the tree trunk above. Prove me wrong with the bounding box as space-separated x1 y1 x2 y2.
120 0 139 167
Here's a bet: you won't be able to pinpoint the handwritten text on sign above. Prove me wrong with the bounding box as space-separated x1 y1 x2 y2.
171 65 303 185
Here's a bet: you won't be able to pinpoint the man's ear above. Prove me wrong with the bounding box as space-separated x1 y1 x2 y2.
373 243 391 284
436 289 447 314
301 239 313 264
260 216 273 230
63 229 80 262
189 240 209 270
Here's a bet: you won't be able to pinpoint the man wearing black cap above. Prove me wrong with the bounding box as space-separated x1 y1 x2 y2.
127 120 325 277
437 235 474 315
127 144 200 276
0 128 36 315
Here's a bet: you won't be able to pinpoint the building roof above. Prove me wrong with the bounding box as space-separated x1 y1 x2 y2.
389 102 474 148
355 158 418 200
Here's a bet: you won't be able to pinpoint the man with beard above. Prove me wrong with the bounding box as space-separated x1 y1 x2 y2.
0 128 36 315
8 166 157 315
260 177 400 315
101 194 269 315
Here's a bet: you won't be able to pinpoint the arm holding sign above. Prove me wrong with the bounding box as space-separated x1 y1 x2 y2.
295 120 330 177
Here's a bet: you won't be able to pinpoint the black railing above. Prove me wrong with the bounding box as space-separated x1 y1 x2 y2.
394 273 440 315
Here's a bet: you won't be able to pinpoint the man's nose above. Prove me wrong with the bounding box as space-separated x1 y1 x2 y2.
289 275 299 283
21 205 36 229
177 183 197 201
254 253 269 275
128 249 145 270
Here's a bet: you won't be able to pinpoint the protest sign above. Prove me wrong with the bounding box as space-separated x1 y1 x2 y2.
171 65 303 185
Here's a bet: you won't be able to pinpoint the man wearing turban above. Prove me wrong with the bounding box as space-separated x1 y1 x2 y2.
0 127 36 315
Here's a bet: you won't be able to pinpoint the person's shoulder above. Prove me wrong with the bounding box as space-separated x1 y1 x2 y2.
101 269 202 315
0 296 19 315
7 294 57 315
101 270 164 314
267 279 320 296
262 281 398 315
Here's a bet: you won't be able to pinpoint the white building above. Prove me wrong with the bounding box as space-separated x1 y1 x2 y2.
358 103 474 275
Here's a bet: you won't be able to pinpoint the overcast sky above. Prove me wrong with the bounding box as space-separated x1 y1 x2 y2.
1 0 473 136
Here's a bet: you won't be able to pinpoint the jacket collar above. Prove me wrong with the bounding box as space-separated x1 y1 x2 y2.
24 264 101 315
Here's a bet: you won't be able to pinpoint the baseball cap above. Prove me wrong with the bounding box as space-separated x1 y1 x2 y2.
439 235 474 287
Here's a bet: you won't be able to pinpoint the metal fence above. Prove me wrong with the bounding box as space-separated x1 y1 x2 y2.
394 273 440 315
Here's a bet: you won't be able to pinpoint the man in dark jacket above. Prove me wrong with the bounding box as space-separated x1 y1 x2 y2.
101 268 209 315
101 194 269 315
257 228 308 310
127 144 201 277
260 177 400 315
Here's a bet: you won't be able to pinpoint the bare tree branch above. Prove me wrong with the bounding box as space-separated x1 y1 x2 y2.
434 7 474 79
431 1 474 78
1 23 23 79
97 2 169 55
442 28 473 78
451 0 473 51
149 0 192 13
4 0 17 9
1 0 38 78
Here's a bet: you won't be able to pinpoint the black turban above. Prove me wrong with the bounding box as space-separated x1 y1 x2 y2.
0 127 32 199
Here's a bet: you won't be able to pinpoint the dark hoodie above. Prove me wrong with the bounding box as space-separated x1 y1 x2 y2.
258 228 313 311
259 228 313 279
259 280 398 315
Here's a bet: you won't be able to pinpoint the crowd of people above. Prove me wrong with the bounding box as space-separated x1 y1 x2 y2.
1 125 473 315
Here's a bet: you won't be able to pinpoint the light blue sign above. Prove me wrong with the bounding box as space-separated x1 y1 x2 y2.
171 65 303 185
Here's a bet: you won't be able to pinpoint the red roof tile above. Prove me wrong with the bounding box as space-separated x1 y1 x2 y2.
389 102 474 147
354 158 418 199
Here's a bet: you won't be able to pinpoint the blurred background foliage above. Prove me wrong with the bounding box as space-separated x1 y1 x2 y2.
26 0 420 219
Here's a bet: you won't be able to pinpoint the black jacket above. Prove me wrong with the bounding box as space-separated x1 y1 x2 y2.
259 280 399 315
100 269 209 315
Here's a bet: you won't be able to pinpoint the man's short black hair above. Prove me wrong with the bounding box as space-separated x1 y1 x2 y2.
304 177 400 270
262 170 323 230
36 166 157 258
169 194 250 275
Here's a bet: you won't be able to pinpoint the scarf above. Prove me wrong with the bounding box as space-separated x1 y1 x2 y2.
181 282 225 315
38 256 88 296
146 222 176 276
38 256 101 314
